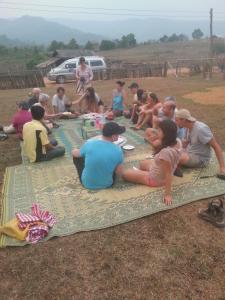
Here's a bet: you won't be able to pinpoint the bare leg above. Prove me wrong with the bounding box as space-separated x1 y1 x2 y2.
152 115 159 129
130 105 138 122
139 159 153 171
122 169 150 185
3 124 16 134
179 152 190 165
137 112 152 129
135 112 145 128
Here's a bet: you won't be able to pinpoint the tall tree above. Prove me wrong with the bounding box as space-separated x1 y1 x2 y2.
85 41 95 50
192 29 204 40
160 35 169 43
67 38 79 49
126 33 137 47
100 40 116 50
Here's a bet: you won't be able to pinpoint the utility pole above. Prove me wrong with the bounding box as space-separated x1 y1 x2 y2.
209 8 213 78
210 8 213 56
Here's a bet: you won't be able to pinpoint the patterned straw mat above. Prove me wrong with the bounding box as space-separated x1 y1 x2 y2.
1 118 225 247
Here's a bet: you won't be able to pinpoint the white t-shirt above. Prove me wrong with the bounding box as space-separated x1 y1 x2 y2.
187 121 213 162
52 94 67 113
75 66 93 84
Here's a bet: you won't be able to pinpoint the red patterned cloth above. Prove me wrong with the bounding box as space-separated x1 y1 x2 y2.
26 224 49 244
15 203 56 244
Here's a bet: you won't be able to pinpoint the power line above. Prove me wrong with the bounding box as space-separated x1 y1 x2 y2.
0 6 221 19
1 1 225 15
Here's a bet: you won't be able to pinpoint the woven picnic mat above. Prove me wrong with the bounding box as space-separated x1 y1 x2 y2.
1 118 225 247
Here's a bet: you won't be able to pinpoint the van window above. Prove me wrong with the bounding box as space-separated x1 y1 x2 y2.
65 63 76 69
90 60 103 67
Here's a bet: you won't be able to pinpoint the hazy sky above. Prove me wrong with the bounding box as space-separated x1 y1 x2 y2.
1 0 225 21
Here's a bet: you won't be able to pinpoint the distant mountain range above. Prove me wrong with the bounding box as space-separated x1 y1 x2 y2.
0 15 225 47
0 16 104 46
54 17 225 42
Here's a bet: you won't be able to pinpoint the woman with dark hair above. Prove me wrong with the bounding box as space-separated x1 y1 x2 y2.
72 87 104 113
129 88 146 123
75 57 93 94
122 119 181 205
110 81 128 117
132 92 161 130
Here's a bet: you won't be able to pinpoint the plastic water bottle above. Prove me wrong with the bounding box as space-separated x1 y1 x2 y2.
100 114 106 129
95 117 100 129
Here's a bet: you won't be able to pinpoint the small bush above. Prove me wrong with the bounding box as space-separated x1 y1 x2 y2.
213 41 225 54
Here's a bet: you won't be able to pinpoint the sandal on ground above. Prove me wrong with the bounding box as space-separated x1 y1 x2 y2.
198 198 225 228
0 133 8 141
52 123 60 128
174 167 183 177
130 126 139 131
217 172 225 180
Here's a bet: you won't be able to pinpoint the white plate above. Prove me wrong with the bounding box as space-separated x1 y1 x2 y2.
62 112 72 115
122 144 135 150
114 136 127 146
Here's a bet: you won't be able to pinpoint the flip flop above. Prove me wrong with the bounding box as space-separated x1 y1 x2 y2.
130 126 139 131
0 133 8 141
217 172 225 180
52 123 60 128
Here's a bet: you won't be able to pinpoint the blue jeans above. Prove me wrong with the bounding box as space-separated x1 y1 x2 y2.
39 146 65 162
73 156 85 183
50 138 58 147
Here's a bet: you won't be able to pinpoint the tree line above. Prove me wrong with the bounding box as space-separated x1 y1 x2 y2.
48 33 137 51
48 29 205 51
0 28 224 71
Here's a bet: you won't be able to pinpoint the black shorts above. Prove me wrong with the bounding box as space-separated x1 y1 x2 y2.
98 99 104 106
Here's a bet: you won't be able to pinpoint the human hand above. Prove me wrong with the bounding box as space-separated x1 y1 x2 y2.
164 195 172 205
182 139 189 148
139 108 145 115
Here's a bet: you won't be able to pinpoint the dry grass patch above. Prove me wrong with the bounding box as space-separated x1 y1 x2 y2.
184 86 225 106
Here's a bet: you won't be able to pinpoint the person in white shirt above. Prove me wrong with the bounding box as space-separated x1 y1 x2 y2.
52 87 78 119
75 57 93 95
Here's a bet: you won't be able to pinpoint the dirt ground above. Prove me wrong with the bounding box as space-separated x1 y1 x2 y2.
184 86 225 106
1 75 225 300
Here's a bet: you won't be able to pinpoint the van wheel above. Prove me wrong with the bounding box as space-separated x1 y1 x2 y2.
56 76 65 84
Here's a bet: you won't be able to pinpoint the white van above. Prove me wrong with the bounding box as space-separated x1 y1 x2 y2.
47 56 107 84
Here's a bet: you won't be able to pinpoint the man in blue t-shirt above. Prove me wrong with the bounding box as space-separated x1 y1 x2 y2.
72 122 125 189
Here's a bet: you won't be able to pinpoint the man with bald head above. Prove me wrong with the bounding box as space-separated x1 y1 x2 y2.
27 87 42 108
152 100 176 128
